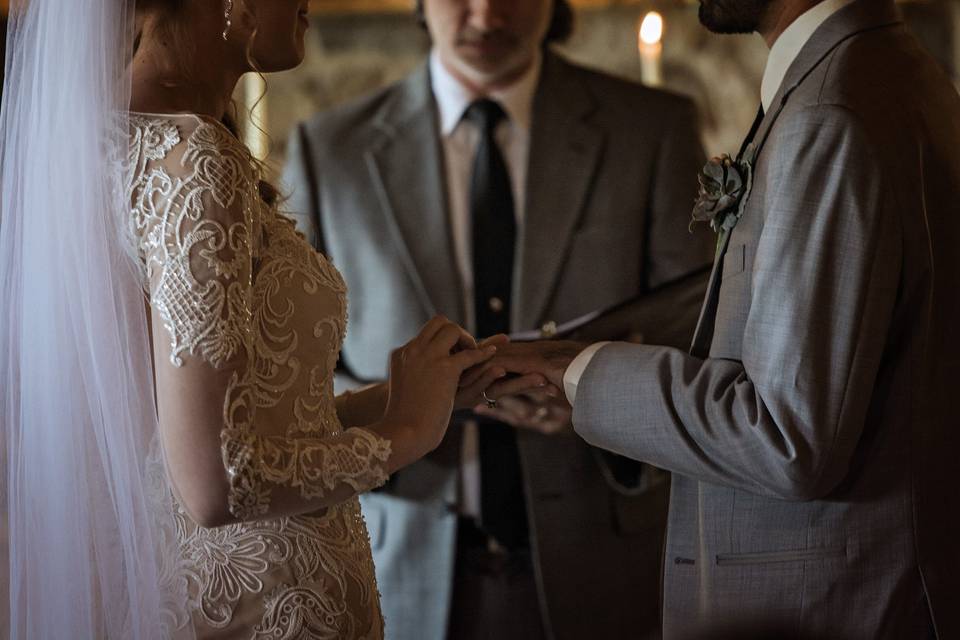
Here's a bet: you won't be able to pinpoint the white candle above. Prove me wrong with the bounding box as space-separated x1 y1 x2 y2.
639 11 664 87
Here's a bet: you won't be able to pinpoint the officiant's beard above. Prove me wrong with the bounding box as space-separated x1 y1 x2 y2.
698 0 773 34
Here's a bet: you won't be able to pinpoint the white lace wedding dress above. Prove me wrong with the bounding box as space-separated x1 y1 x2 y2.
125 112 390 639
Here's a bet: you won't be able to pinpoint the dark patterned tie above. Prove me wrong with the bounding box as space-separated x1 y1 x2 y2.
738 105 765 161
467 98 528 550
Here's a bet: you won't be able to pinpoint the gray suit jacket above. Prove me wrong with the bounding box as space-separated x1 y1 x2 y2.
573 3 960 638
283 52 712 639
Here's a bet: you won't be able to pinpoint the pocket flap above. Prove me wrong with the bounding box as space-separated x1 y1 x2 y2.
721 243 747 280
716 546 846 566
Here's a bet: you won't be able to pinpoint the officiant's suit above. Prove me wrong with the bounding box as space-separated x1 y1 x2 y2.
567 1 960 638
283 51 711 639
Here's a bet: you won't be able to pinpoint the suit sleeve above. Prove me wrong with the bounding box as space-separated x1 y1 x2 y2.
282 123 322 249
573 105 901 501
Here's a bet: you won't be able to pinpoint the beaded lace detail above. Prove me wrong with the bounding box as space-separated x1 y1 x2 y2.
127 114 387 638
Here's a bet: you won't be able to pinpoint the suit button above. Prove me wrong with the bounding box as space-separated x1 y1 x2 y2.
540 320 558 338
488 297 504 313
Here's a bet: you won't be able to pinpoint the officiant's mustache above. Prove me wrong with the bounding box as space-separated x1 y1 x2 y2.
456 27 520 53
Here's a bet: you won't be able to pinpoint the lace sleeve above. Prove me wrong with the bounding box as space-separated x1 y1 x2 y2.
131 117 390 524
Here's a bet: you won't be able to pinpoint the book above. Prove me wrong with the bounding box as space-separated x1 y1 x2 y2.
510 265 711 350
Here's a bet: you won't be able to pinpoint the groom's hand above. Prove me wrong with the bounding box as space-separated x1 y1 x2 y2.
455 335 550 411
487 340 589 395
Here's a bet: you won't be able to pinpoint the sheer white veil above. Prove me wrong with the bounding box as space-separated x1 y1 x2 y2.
0 0 190 636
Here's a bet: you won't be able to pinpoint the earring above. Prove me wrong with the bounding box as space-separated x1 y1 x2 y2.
222 0 234 41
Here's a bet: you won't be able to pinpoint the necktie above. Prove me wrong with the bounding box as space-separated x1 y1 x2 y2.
469 99 515 338
467 98 528 550
737 105 765 161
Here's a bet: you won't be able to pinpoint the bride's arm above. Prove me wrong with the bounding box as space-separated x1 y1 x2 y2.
144 178 405 526
147 201 485 528
336 383 388 429
140 131 491 529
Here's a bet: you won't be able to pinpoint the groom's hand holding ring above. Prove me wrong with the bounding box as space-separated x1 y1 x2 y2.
454 335 555 411
467 340 588 434
487 340 590 397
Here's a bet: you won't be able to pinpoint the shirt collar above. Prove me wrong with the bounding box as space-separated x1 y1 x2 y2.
429 49 542 136
761 0 856 112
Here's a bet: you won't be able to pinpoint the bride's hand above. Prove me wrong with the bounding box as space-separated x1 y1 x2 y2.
380 317 496 462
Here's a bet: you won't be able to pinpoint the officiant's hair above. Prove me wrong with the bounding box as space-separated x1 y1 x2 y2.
414 0 574 45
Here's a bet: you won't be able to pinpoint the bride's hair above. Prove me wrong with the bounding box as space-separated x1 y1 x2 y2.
133 0 281 207
132 0 191 68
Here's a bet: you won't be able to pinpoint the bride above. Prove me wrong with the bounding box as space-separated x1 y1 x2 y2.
0 0 544 637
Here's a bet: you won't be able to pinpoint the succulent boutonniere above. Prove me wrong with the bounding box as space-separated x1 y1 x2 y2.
690 149 754 234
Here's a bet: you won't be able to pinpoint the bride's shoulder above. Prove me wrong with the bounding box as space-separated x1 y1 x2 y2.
128 114 184 164
126 113 263 265
128 112 254 174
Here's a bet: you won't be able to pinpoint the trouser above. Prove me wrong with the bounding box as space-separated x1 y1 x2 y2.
446 518 547 640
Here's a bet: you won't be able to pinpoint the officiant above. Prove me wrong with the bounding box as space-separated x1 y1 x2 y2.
282 0 712 637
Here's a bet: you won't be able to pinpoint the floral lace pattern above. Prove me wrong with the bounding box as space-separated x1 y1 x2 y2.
127 114 388 639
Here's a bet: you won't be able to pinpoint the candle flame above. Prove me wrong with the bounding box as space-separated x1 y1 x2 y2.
639 12 664 46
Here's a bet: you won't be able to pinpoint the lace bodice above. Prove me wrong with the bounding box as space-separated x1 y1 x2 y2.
126 113 388 638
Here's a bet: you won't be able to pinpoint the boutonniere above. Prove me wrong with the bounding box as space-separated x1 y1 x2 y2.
691 147 755 234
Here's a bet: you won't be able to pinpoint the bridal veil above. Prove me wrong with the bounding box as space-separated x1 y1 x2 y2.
0 0 191 636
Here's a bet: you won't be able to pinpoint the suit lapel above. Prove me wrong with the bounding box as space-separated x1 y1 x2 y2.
690 232 734 357
516 55 604 331
688 0 902 356
753 1 901 162
365 65 466 325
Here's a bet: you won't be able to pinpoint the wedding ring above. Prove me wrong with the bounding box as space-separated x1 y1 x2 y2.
482 390 498 409
533 407 550 421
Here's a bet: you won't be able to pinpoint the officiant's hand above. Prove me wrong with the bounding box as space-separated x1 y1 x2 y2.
473 391 572 436
487 340 590 394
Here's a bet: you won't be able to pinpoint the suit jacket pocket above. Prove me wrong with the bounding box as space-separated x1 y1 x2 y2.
721 243 747 280
715 546 846 566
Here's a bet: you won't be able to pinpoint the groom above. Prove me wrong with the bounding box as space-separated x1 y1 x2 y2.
492 0 960 637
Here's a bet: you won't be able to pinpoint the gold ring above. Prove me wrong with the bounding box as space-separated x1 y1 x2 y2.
481 390 498 409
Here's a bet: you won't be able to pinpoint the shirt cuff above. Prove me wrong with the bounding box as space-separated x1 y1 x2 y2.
563 342 612 406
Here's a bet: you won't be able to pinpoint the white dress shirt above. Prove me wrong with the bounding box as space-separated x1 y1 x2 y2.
429 50 542 518
761 0 857 112
562 0 855 406
430 50 540 326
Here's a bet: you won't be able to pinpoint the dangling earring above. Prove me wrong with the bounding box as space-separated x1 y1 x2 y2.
222 0 234 41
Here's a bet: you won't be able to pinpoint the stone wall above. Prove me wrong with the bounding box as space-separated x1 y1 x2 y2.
258 2 958 175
